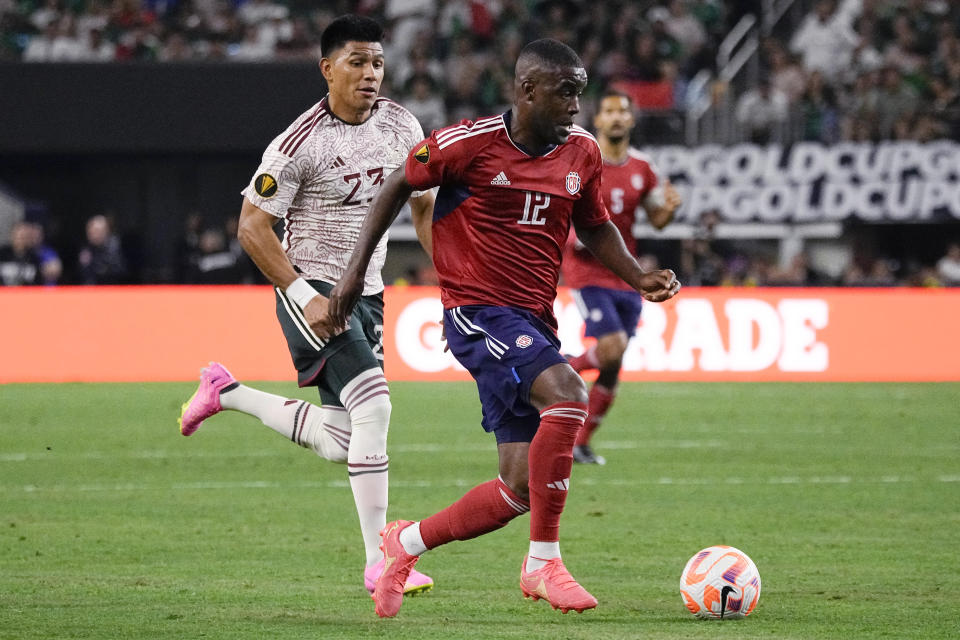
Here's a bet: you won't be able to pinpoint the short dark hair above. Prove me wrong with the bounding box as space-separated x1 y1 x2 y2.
321 14 384 58
517 38 583 71
600 88 632 105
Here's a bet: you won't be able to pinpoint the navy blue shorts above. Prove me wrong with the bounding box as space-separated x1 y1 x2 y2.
571 286 644 339
443 305 567 444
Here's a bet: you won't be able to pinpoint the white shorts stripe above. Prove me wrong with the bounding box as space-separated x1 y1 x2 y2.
277 287 325 351
450 307 510 360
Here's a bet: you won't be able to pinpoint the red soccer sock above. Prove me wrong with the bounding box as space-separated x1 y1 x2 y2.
419 477 529 550
567 345 599 373
576 384 616 446
528 402 588 542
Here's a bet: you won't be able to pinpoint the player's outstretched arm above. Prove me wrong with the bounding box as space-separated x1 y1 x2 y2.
327 168 415 325
576 219 681 303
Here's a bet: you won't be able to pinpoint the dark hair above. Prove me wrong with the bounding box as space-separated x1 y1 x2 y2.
517 38 583 70
321 14 384 58
600 88 632 104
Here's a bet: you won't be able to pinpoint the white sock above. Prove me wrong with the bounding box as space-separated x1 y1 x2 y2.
399 521 428 557
341 369 392 567
526 541 561 572
219 384 350 462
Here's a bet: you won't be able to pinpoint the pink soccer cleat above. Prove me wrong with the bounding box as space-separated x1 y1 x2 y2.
364 558 433 596
519 556 598 613
178 362 237 436
373 520 422 617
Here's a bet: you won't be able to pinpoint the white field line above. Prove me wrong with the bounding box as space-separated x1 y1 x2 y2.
3 475 957 494
0 439 730 463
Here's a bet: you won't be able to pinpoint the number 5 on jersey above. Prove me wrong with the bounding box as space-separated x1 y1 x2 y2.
518 191 550 225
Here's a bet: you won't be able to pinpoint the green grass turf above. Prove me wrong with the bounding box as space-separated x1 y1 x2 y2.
0 382 958 639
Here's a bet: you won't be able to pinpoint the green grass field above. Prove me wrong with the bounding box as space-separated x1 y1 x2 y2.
1 381 958 639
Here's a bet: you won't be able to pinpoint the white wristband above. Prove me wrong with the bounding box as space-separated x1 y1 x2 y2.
286 277 319 309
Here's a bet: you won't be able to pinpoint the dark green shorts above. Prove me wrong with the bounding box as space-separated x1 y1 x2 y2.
274 279 384 405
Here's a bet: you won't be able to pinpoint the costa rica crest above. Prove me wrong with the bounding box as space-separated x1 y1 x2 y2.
565 171 581 195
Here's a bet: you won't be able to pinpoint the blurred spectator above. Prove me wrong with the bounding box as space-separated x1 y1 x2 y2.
26 220 62 285
663 0 709 72
768 252 830 286
937 243 960 286
789 0 859 85
403 73 447 134
765 39 806 104
0 221 43 285
29 0 61 31
882 12 925 76
175 212 203 283
799 70 840 143
735 76 788 144
874 65 918 139
385 0 435 64
77 214 128 284
186 227 242 284
158 31 192 61
231 24 273 60
77 27 117 61
680 209 727 286
223 215 258 284
21 21 58 62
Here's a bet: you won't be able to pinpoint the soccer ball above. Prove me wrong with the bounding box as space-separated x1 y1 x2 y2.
679 545 761 619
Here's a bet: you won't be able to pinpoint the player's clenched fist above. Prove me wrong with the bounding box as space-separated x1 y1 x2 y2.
637 269 681 302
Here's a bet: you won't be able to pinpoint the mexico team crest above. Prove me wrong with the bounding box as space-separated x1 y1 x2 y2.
565 171 581 195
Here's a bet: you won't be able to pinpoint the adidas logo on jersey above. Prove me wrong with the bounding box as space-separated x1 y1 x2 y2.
490 171 511 186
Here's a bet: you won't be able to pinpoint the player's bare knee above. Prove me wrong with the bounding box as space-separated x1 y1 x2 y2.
550 368 588 406
502 472 530 502
497 443 530 500
530 363 588 408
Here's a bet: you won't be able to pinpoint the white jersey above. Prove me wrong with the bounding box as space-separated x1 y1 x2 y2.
242 96 425 295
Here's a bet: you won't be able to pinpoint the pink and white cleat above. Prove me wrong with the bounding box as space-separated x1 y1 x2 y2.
178 362 238 436
364 557 434 597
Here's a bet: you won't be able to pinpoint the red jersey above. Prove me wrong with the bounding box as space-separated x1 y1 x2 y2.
405 112 609 328
561 148 661 291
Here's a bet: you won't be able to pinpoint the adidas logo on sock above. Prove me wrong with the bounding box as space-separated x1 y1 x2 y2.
546 478 570 490
490 171 511 186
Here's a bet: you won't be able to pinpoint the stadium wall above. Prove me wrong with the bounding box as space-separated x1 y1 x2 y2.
0 62 322 154
1 286 958 383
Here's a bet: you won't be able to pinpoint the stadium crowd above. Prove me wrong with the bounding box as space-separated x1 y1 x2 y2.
4 1 959 143
1 0 958 288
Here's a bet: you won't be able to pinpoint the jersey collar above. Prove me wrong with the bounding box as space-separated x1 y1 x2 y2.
502 110 558 157
321 94 381 126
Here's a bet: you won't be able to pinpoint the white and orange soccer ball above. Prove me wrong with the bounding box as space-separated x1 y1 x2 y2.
679 545 761 620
